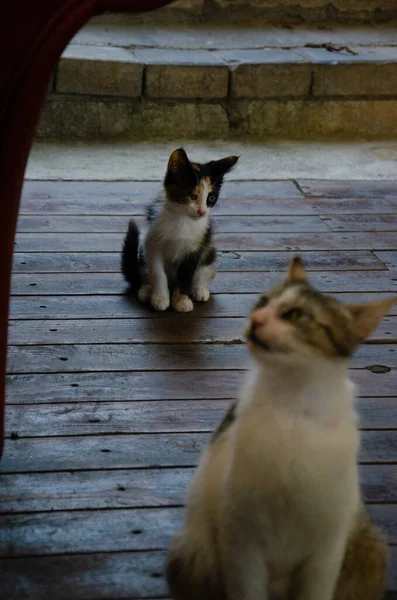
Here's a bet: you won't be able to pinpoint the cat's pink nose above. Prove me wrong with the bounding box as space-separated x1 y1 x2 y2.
197 207 207 217
251 308 268 327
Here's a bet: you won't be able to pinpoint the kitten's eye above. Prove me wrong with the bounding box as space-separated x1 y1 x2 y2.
255 296 269 309
281 307 309 323
208 194 216 203
190 193 198 201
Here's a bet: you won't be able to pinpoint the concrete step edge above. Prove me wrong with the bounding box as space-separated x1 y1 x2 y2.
53 45 397 100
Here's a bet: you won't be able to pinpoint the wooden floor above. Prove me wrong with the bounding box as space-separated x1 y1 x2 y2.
1 178 397 599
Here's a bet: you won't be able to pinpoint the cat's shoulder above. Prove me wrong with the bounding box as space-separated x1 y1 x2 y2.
146 191 165 225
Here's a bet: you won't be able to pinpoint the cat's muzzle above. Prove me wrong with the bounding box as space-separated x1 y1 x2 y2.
247 326 271 351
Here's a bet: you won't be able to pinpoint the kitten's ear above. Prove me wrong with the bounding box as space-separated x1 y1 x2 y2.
286 256 307 283
166 148 192 179
210 155 239 180
346 297 396 341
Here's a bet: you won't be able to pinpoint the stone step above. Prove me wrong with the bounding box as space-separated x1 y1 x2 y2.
96 0 397 25
38 24 397 140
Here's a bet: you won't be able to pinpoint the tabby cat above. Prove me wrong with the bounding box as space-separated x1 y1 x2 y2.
166 257 394 600
121 148 238 312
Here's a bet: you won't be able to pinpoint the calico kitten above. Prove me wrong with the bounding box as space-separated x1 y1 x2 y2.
121 148 238 312
166 257 394 600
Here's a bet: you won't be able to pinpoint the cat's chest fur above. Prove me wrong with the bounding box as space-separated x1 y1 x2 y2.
226 365 360 559
146 209 209 265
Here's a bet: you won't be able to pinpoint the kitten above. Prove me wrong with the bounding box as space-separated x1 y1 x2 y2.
166 257 394 600
121 148 238 312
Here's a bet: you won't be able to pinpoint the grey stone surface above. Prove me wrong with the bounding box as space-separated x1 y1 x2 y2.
27 139 397 181
37 95 229 139
134 48 227 65
313 63 397 96
297 46 397 96
141 102 229 137
145 66 228 99
137 49 229 99
298 45 397 63
71 23 397 51
218 49 311 98
37 95 135 138
231 63 312 98
58 45 143 97
245 99 397 138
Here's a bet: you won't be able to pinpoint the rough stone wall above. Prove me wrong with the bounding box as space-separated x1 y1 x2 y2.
128 0 397 24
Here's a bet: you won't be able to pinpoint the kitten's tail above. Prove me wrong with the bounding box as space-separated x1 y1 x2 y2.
121 219 141 292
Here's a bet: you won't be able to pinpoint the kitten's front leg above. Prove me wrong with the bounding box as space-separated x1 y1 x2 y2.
147 252 170 311
191 264 216 302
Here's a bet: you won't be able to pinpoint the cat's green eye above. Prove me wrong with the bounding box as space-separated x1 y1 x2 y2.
190 193 198 201
281 307 308 323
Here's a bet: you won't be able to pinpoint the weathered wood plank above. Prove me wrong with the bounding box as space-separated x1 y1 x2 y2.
5 400 232 437
7 368 397 404
0 550 169 599
6 344 250 372
299 180 397 199
20 181 305 215
21 180 303 200
363 465 397 503
6 316 397 346
0 433 211 472
7 317 247 345
11 271 397 296
0 507 183 556
0 468 192 512
14 231 397 252
1 548 396 599
0 505 395 558
0 464 395 513
8 293 397 321
5 397 397 438
5 371 241 403
5 343 397 375
375 252 397 271
16 215 330 234
12 250 386 273
321 214 397 232
0 430 395 473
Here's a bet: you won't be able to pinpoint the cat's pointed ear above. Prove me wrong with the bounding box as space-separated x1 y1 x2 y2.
166 148 192 179
210 156 239 180
286 256 307 284
345 297 396 341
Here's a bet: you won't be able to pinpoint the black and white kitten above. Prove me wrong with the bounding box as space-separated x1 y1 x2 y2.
121 148 238 312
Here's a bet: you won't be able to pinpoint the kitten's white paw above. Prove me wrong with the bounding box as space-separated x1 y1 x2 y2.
172 290 194 313
151 294 170 312
192 286 210 302
138 284 152 303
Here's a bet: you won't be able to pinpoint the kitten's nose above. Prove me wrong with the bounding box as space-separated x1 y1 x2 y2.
251 308 268 327
197 207 207 217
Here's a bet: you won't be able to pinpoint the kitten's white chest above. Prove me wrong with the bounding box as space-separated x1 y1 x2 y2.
151 212 208 263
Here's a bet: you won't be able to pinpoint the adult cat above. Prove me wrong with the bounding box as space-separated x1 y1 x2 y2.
166 257 394 600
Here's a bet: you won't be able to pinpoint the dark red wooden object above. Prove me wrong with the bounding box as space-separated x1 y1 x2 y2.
0 0 174 459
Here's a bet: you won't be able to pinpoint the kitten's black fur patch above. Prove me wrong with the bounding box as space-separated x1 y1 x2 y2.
146 200 161 224
164 148 238 208
121 220 141 291
176 225 215 293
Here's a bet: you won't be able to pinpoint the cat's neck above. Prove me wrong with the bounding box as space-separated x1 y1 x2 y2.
240 356 356 425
